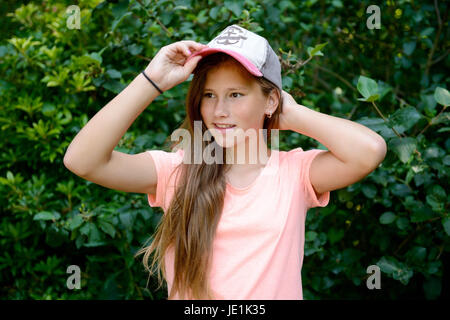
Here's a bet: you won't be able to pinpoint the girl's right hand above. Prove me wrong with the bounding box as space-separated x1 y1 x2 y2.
144 40 208 92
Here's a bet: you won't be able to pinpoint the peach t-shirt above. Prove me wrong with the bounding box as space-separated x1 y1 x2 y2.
146 147 330 300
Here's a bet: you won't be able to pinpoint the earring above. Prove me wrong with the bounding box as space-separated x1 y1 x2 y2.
267 113 272 119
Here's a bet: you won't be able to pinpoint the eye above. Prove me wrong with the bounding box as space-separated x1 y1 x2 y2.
203 93 213 98
231 92 243 98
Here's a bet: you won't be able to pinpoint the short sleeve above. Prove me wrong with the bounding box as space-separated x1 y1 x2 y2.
146 149 183 211
288 147 331 209
301 149 330 209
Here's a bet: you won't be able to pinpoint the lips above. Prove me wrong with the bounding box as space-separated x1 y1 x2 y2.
214 123 236 128
213 123 236 133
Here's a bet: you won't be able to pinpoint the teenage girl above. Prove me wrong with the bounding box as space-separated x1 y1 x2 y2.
64 29 387 300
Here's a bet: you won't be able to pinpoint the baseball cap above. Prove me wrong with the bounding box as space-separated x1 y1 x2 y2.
187 24 282 91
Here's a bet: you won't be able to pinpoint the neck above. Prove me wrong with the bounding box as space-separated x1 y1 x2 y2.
224 129 271 170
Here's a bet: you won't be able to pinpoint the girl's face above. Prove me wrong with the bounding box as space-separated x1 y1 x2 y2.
200 61 273 150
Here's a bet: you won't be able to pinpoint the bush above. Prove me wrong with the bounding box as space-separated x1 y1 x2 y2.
1 0 448 299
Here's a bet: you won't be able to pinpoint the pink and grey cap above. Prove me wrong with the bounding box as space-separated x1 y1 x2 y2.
188 24 282 91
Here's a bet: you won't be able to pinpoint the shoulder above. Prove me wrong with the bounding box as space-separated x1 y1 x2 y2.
146 147 185 174
284 147 326 160
147 147 184 161
280 147 304 163
281 147 328 172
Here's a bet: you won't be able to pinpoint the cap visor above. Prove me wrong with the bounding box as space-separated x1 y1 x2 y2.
187 47 263 77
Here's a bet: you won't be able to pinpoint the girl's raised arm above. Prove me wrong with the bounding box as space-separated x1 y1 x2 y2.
63 40 206 194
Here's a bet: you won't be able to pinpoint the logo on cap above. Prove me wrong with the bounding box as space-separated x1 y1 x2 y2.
214 25 247 47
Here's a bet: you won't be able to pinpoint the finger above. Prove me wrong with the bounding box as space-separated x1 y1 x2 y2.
182 40 208 52
183 55 203 73
182 40 207 50
177 42 194 57
166 43 191 58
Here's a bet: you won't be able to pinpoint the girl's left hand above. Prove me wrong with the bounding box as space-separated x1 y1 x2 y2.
278 90 298 131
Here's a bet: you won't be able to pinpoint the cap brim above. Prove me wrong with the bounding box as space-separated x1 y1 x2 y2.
187 47 263 77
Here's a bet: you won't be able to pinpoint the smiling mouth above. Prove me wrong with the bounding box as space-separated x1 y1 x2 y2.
214 123 236 129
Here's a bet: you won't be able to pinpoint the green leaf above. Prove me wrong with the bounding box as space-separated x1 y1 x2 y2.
396 217 410 230
425 261 441 275
377 80 392 100
390 184 413 197
119 212 134 229
342 248 364 264
362 184 377 198
307 42 328 57
420 27 434 37
337 188 353 202
441 217 450 236
79 222 90 236
98 220 116 238
47 81 59 87
83 241 107 247
331 0 343 8
87 52 102 64
106 69 121 79
357 76 379 101
426 184 447 212
68 214 84 230
138 209 151 220
434 87 450 106
377 256 414 285
224 0 243 17
127 44 143 56
102 80 125 94
380 211 396 224
424 146 441 159
111 12 132 32
388 106 423 135
403 41 416 56
411 204 437 222
33 211 60 221
405 246 427 263
357 94 379 102
436 127 450 133
431 112 450 125
305 231 317 241
426 194 445 212
209 6 220 19
88 223 102 243
6 171 14 182
327 228 344 244
282 75 293 89
388 137 417 163
160 10 174 25
356 117 396 139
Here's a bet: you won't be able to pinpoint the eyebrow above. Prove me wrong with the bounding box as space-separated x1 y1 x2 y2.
204 87 248 91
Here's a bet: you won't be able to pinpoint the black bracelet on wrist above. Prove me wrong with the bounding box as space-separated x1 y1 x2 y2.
141 71 164 94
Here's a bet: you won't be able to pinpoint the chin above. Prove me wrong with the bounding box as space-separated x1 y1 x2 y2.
206 126 247 149
212 136 236 149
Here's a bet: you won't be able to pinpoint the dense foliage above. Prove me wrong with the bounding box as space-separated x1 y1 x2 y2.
0 0 448 300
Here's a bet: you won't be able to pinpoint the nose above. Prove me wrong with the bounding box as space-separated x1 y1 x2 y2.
213 97 230 118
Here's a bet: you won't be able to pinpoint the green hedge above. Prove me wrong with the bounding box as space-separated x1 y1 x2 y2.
0 0 448 299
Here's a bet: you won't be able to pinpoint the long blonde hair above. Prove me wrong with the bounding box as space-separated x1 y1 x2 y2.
135 52 283 299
